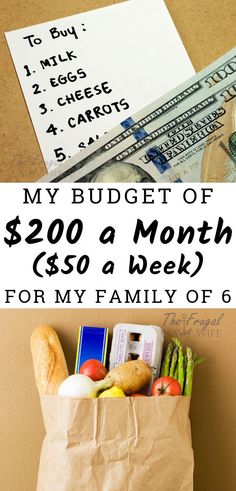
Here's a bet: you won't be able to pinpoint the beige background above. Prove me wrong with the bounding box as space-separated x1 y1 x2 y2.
0 0 236 181
0 309 235 491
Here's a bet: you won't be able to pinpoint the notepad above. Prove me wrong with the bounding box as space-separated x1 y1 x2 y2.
5 0 194 170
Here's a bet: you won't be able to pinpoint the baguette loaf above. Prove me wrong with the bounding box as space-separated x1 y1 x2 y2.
30 325 69 394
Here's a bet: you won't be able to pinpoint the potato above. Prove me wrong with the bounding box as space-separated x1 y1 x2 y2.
106 360 152 395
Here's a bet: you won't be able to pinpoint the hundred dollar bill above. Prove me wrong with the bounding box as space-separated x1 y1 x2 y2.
40 47 236 183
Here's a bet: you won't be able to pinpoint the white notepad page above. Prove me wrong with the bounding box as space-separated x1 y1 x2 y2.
6 0 195 170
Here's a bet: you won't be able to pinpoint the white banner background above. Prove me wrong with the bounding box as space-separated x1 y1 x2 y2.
0 183 235 308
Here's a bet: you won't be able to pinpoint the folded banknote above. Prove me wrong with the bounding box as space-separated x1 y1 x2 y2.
40 47 236 183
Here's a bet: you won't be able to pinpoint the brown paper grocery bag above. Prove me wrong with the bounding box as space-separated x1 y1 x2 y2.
37 395 194 491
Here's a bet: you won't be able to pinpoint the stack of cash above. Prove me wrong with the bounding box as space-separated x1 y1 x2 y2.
40 47 236 183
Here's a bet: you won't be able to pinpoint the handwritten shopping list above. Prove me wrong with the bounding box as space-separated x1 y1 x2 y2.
6 0 194 170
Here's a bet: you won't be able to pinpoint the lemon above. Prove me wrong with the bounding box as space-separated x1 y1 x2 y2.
98 386 126 398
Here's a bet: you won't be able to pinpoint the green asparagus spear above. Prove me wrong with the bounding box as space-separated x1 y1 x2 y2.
193 353 206 367
183 349 205 396
182 353 188 393
174 363 178 380
184 347 194 396
173 338 185 393
169 347 178 377
183 353 187 371
161 340 174 376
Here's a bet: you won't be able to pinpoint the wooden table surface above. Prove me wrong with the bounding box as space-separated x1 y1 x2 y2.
0 0 235 181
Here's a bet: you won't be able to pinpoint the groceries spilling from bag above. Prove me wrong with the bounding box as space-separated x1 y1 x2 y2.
31 323 205 398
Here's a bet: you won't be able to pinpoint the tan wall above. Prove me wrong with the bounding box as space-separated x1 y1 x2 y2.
0 0 236 181
0 309 235 491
